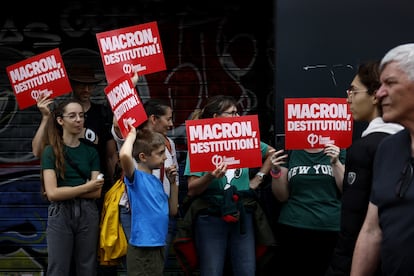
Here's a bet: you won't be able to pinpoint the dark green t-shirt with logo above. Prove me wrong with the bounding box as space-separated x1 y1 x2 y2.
278 149 345 231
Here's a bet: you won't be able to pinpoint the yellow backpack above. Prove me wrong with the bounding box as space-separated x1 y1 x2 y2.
99 178 127 265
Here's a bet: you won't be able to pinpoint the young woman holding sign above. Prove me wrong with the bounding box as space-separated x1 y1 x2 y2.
270 133 345 275
182 95 275 276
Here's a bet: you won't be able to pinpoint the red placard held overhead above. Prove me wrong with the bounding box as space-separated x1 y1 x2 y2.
284 98 353 149
6 48 72 110
185 115 262 173
104 74 147 138
96 21 166 84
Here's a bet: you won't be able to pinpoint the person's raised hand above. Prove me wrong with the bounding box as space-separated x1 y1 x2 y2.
37 95 54 117
166 164 178 184
324 144 340 164
271 149 288 171
130 70 139 86
210 162 228 178
127 122 136 136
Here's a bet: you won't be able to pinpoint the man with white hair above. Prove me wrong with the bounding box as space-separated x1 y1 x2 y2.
351 43 414 275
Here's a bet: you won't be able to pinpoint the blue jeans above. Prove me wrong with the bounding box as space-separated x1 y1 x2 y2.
195 213 255 276
164 216 177 267
119 205 131 269
120 205 131 241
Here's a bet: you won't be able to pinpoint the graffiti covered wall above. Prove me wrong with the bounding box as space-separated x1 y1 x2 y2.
0 1 275 274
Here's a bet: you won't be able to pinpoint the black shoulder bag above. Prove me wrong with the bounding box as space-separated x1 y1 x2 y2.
64 152 89 181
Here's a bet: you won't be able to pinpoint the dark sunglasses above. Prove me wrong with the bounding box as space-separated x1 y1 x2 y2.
396 158 414 198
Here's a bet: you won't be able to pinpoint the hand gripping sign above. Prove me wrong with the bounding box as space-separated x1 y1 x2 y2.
104 74 147 138
284 97 353 149
96 21 166 84
6 48 72 110
185 115 262 173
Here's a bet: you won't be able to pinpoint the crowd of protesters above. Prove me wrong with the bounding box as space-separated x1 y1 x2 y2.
32 43 414 276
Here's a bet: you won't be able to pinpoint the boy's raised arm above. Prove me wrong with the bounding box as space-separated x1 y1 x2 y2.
119 124 136 179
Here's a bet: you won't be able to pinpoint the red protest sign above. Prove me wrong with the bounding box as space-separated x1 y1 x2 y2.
284 98 353 149
96 21 166 84
185 115 262 173
104 74 147 138
6 48 72 110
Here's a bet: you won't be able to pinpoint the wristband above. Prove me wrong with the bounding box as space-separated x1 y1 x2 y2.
271 167 280 174
256 171 265 182
270 169 281 179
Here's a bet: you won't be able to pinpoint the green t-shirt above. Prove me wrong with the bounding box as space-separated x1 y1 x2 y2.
41 142 100 187
184 141 269 192
278 149 345 231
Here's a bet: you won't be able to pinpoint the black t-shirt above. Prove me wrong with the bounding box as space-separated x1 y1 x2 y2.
372 129 414 275
83 102 113 183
